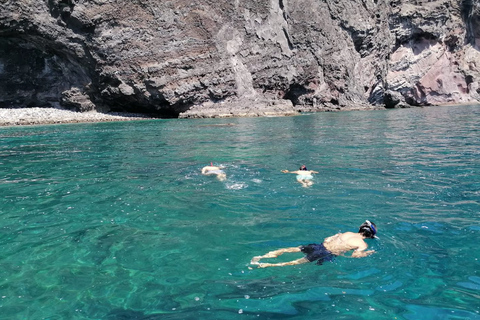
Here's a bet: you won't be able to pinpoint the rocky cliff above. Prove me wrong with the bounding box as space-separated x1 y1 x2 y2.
0 0 479 118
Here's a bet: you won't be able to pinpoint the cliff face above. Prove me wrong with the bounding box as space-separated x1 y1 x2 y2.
0 0 479 118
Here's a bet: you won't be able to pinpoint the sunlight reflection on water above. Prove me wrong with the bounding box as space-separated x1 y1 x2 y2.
0 105 479 319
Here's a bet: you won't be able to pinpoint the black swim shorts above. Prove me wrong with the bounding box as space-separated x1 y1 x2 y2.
300 243 335 265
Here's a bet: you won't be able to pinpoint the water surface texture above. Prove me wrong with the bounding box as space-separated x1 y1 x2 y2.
1 105 479 319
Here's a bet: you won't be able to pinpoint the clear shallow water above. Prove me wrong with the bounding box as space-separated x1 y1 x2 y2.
0 105 479 320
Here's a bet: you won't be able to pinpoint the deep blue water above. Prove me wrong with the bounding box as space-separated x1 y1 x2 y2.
0 105 479 319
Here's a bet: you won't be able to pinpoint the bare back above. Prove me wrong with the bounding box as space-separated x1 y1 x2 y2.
291 170 316 175
201 166 226 181
323 232 371 257
202 166 221 173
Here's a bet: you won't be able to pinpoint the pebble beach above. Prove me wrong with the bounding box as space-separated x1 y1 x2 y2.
0 108 155 127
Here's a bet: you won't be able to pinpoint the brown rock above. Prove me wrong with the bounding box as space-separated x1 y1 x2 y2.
0 0 479 119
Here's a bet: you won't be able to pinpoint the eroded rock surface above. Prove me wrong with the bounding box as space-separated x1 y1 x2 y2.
1 0 479 118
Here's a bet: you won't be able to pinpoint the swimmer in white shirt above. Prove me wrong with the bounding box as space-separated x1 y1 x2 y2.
202 164 226 181
282 165 318 187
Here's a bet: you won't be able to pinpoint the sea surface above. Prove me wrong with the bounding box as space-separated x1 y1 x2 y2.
1 105 479 320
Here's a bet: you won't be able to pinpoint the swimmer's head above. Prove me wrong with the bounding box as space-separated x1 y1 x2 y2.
358 220 377 238
300 165 307 171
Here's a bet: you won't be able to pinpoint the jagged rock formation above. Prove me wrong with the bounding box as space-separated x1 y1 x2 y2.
0 0 479 118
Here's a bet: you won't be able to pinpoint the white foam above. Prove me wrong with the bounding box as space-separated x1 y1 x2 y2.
226 182 247 190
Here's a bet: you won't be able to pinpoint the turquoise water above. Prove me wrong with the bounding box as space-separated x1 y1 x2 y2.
1 105 479 319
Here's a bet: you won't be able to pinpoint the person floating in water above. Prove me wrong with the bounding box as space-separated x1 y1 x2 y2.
282 165 318 187
250 220 377 268
201 163 226 181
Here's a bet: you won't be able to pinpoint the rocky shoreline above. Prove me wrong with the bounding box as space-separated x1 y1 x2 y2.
0 103 474 127
0 105 303 127
0 108 156 127
0 101 386 127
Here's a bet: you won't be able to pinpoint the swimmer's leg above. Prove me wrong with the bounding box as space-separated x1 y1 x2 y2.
298 179 309 188
251 247 301 265
296 178 306 187
299 179 313 188
258 257 310 268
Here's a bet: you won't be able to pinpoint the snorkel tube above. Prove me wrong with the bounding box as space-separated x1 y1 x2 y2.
365 220 376 236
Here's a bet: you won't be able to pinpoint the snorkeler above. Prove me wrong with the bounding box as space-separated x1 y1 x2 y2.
282 165 318 187
250 221 377 268
201 163 227 181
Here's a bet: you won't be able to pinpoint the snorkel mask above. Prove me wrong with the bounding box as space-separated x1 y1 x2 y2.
359 220 378 239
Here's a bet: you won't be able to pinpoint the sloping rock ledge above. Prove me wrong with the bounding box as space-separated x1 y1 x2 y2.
0 103 302 126
0 97 390 126
0 108 154 127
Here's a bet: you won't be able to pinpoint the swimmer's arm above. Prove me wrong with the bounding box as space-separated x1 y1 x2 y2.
350 243 375 258
351 250 375 258
258 257 309 268
310 170 319 174
282 170 300 174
